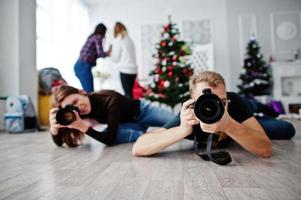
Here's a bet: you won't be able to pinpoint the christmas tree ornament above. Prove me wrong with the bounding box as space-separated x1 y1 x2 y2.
161 41 167 47
145 16 193 109
167 66 174 71
237 36 272 96
164 81 170 87
172 55 177 61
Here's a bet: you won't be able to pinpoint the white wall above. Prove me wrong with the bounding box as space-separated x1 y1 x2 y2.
0 0 19 96
227 0 301 92
86 0 231 88
86 0 301 92
0 0 37 108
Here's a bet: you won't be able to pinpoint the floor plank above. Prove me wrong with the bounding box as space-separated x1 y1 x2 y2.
0 129 300 200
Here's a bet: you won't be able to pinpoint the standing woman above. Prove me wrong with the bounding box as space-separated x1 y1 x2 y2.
74 23 111 93
110 22 137 98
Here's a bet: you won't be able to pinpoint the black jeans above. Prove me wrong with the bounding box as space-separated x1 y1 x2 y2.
120 72 137 98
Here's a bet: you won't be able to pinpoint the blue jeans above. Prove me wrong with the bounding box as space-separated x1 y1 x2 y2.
74 59 94 92
115 100 175 144
242 97 295 140
256 117 295 140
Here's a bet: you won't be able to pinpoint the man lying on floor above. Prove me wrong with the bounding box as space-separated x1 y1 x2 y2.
132 71 295 158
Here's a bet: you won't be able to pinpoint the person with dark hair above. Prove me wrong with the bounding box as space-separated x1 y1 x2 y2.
49 85 175 147
110 22 137 98
74 23 111 93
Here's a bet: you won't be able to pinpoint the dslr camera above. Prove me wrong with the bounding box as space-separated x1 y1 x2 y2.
192 88 232 165
56 105 80 126
192 88 225 124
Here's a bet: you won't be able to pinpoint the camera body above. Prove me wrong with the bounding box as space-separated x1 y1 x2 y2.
193 88 224 124
56 105 80 126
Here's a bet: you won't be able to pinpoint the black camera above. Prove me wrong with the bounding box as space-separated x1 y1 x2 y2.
193 88 224 124
192 88 232 165
56 105 80 126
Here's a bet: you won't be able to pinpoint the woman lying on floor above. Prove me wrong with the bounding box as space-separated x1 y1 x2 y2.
49 85 175 147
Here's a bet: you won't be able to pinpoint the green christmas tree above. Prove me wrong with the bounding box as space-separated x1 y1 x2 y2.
144 17 193 109
237 36 272 96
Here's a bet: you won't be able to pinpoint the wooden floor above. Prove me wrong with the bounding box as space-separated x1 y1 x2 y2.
0 128 301 200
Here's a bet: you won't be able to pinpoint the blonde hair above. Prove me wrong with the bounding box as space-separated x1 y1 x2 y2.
189 71 226 94
114 22 127 38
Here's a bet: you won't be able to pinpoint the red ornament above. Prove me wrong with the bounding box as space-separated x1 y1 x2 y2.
158 79 165 91
168 71 173 77
162 57 169 63
161 41 167 47
172 55 177 61
167 66 174 71
171 36 177 42
164 24 171 31
155 67 162 74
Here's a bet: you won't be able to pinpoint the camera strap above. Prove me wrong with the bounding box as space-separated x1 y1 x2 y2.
194 133 232 165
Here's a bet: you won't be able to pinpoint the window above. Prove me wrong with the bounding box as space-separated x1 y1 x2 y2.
36 0 90 87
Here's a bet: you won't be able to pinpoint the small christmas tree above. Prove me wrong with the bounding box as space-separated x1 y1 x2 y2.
237 36 272 96
144 16 193 109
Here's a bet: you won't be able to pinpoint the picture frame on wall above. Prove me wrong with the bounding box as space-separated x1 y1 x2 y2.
182 19 211 45
271 11 301 61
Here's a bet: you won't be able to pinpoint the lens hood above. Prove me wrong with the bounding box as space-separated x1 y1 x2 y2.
194 89 224 124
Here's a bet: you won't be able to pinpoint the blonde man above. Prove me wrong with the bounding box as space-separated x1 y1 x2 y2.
132 71 272 158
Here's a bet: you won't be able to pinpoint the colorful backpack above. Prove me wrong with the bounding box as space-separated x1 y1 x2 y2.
4 95 39 133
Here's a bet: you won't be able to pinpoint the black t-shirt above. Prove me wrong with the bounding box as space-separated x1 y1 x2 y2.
163 92 253 147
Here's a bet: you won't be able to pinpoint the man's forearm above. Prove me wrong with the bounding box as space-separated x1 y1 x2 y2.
225 119 272 158
132 127 190 157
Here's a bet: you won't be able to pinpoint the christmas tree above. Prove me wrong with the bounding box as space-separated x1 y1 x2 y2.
144 16 193 109
237 36 272 96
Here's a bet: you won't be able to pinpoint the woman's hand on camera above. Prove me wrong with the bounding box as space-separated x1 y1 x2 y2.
180 99 199 135
49 108 61 135
60 111 90 133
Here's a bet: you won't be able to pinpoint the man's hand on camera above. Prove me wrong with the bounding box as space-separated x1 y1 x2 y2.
180 99 199 135
199 108 232 134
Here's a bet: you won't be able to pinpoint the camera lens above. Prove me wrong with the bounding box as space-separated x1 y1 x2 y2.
56 105 79 125
194 90 224 124
201 100 218 118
